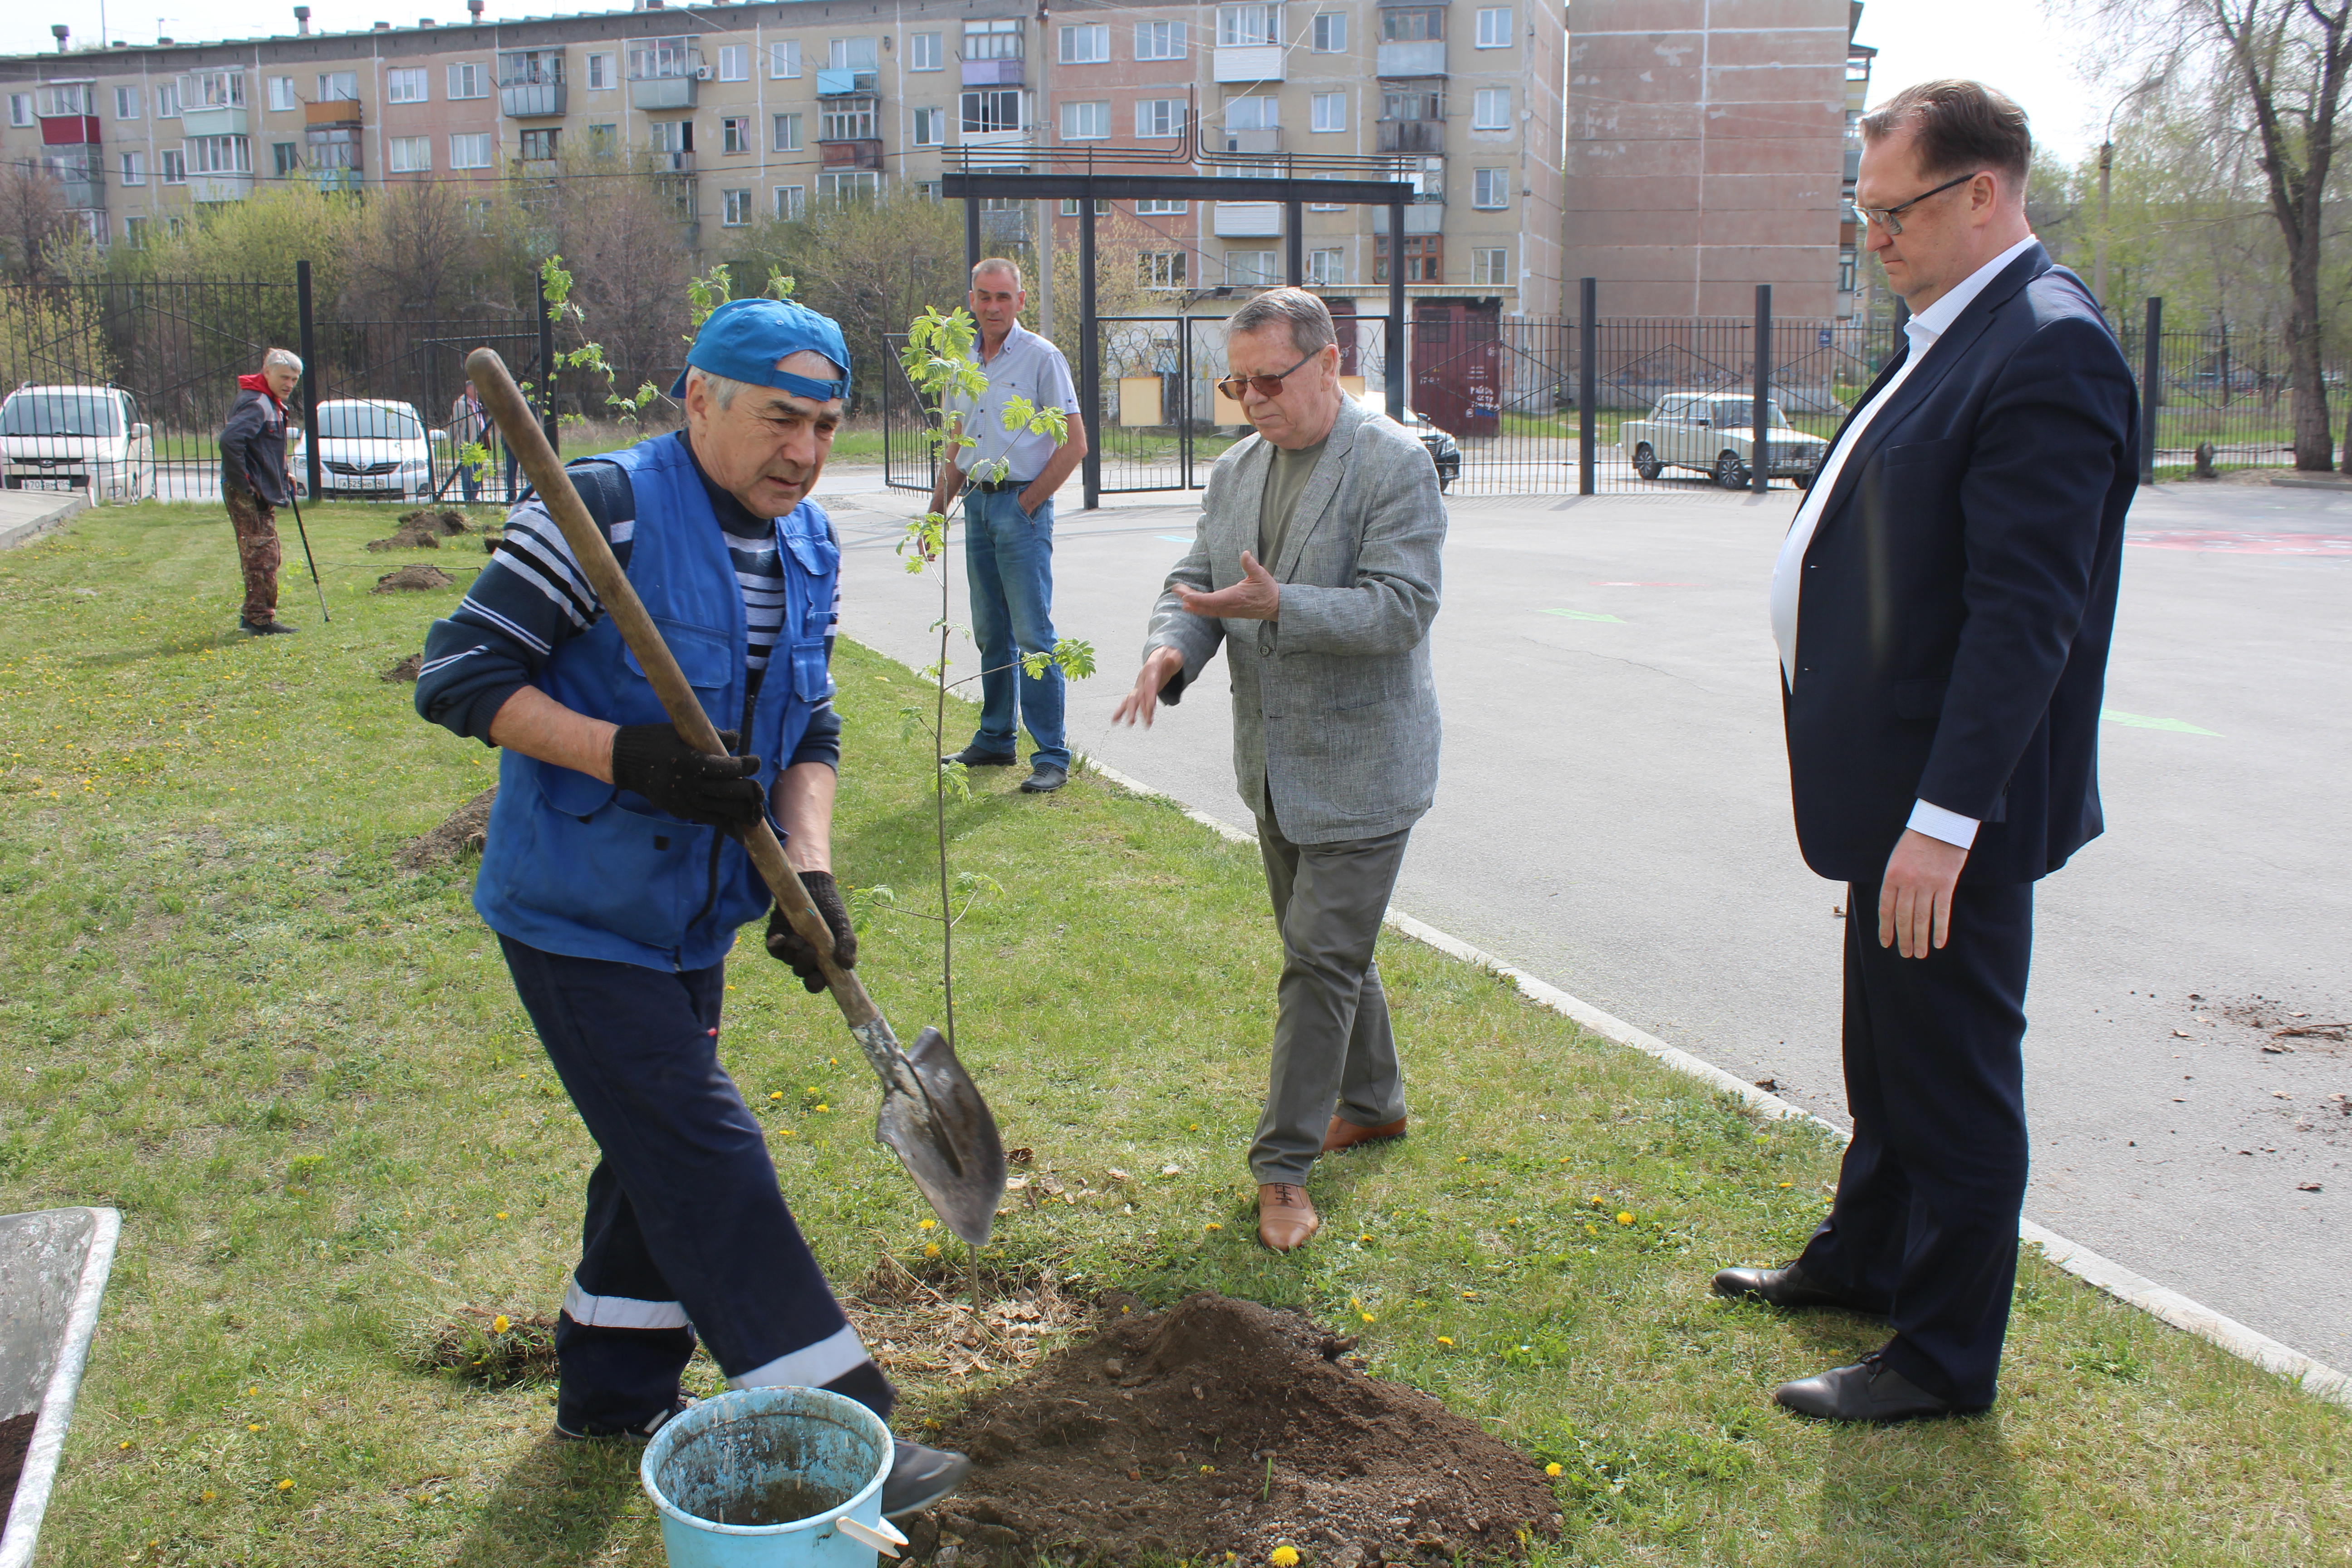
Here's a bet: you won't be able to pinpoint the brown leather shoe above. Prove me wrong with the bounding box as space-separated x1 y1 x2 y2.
1321 1115 1407 1154
1257 1183 1321 1251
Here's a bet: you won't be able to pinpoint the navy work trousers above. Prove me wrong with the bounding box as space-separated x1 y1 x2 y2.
1794 880 2034 1410
499 935 892 1433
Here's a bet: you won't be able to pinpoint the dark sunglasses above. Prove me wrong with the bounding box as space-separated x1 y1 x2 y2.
1216 348 1319 403
1856 169 1983 236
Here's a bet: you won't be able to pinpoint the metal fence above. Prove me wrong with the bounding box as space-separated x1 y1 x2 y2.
2116 311 2343 476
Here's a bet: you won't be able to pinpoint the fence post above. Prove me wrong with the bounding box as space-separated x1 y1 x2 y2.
295 259 323 505
1284 199 1304 287
1078 186 1100 510
1386 201 1406 422
2140 296 2161 485
537 266 558 458
1751 283 1771 495
1578 277 1597 496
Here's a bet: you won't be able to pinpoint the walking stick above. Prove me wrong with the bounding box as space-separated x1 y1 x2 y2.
284 488 330 624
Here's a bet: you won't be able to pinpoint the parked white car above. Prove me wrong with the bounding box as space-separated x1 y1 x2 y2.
0 384 155 501
292 398 438 500
1617 392 1830 489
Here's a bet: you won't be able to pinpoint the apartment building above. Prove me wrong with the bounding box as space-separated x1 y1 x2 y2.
0 0 1565 318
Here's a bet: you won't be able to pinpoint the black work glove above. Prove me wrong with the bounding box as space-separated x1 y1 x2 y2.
609 725 764 828
766 872 856 993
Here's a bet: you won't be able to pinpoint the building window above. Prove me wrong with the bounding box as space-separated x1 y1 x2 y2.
318 71 356 101
963 19 1023 59
1473 246 1508 285
820 96 877 140
1140 250 1186 289
1059 23 1109 62
1135 20 1186 59
817 169 880 202
586 123 617 152
118 85 144 120
1225 250 1278 286
5 93 29 127
187 135 252 174
718 45 748 81
1136 98 1186 138
519 127 559 159
1374 234 1441 283
1475 7 1512 46
1058 196 1111 215
271 142 299 176
774 113 802 151
449 61 486 98
160 149 186 182
181 71 245 109
119 151 146 186
1061 100 1109 139
1384 83 1442 122
265 77 296 112
1311 13 1346 50
722 116 750 153
387 68 429 104
1472 168 1508 208
1311 93 1344 132
1382 8 1444 40
915 179 942 201
153 84 180 118
828 37 878 71
389 135 431 172
912 106 945 147
722 188 752 225
587 53 614 89
776 183 805 219
1219 5 1277 45
961 89 1022 134
1839 250 1857 293
1135 197 1187 215
648 119 691 154
1308 247 1343 286
1472 88 1509 129
123 215 147 247
770 40 801 78
39 83 92 116
910 32 942 70
452 133 495 168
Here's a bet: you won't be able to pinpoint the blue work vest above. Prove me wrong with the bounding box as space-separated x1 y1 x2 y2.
474 434 840 971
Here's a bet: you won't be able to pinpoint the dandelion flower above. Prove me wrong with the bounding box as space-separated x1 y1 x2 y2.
815 1104 830 1113
828 1057 838 1066
248 1386 259 1396
1545 1462 1563 1478
496 1211 509 1220
924 1243 941 1258
770 1091 784 1101
247 1423 263 1432
492 1315 511 1334
1269 1546 1300 1567
1616 1211 1634 1226
1360 1313 1375 1325
201 1491 217 1502
1200 1464 1215 1474
277 1478 293 1491
119 1440 132 1450
919 1218 937 1230
779 1129 796 1137
1436 1336 1454 1347
1776 1181 1794 1189
1205 1222 1224 1231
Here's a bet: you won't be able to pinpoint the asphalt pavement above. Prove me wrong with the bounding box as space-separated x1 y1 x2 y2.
821 470 2351 1376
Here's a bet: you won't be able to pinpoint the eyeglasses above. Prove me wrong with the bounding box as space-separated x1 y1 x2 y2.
1216 348 1319 403
1856 170 1982 236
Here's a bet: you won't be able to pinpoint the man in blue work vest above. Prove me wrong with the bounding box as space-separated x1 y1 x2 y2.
415 299 968 1514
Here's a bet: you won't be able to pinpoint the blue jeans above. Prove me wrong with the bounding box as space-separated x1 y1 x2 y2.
962 488 1068 769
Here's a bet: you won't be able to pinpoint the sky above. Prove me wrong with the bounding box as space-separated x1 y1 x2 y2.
10 0 2115 163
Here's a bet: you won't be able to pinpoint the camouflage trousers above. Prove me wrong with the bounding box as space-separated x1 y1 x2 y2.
224 489 281 625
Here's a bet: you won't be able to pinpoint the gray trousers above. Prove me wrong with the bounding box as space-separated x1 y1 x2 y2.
1250 811 1412 1184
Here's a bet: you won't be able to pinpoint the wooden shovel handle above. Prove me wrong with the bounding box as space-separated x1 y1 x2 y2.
466 349 878 1029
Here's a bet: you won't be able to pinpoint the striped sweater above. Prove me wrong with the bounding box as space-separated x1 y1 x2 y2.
415 431 842 769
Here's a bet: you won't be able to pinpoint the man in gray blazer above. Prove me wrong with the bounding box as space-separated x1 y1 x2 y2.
1112 288 1446 1251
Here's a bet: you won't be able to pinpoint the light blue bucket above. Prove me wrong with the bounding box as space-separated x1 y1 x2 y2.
639 1387 897 1568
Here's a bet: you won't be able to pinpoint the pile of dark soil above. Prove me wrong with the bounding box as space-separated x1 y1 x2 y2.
920 1293 1560 1565
372 564 455 594
381 652 424 683
399 787 497 868
366 508 472 552
1 1410 35 1532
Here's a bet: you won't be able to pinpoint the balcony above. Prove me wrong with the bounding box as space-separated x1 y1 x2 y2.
189 173 255 202
1212 44 1285 83
514 158 559 179
1376 39 1446 77
651 151 695 174
631 76 697 111
304 99 360 127
815 67 878 96
1371 202 1444 235
960 56 1024 87
311 167 362 193
1377 119 1442 153
59 178 103 211
1212 201 1282 237
1219 127 1280 155
819 138 884 171
980 206 1029 243
181 104 248 137
38 115 101 147
501 82 567 117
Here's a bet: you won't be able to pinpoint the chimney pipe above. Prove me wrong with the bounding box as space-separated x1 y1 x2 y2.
420 16 436 24
373 20 391 28
294 4 311 31
50 23 68 51
468 0 484 20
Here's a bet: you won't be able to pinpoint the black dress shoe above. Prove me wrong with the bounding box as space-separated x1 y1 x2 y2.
239 617 297 636
1018 762 1068 794
941 746 1019 767
1711 1261 1873 1312
1773 1354 1967 1422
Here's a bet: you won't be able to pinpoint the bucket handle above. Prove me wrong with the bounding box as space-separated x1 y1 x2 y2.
837 1517 910 1558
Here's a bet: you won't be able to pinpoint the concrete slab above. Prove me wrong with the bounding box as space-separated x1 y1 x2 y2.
0 493 86 552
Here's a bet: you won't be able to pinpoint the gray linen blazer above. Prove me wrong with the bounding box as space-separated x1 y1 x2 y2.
1146 395 1445 844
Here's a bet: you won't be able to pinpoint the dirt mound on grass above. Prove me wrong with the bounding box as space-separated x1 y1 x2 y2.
400 787 496 867
920 1292 1560 1566
366 508 471 552
372 564 455 593
381 652 423 683
412 1305 558 1389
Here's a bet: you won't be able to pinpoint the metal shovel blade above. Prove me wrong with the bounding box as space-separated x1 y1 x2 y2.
873 1027 1006 1246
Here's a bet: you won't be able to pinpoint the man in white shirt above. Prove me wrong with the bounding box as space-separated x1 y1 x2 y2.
929 259 1088 794
1711 80 2139 1423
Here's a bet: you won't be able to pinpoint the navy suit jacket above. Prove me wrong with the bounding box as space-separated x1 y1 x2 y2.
1784 244 2138 887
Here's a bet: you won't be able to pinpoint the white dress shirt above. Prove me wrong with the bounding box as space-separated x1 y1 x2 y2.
1768 233 2038 851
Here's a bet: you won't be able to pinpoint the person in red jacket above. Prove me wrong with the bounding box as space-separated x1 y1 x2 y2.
218 348 302 636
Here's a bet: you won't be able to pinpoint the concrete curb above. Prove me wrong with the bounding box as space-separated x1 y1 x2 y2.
0 493 88 551
1075 752 2352 1409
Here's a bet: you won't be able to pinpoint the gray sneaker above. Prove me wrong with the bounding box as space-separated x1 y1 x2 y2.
881 1438 972 1518
1018 762 1068 794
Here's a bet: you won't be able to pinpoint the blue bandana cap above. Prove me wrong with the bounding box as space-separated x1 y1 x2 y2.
669 297 852 404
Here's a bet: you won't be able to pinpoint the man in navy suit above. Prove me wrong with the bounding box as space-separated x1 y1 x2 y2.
1711 79 2139 1421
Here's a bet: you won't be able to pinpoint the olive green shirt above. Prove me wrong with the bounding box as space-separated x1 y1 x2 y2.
1256 434 1329 568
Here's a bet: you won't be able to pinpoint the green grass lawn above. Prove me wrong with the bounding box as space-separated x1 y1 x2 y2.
2 503 2346 1567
